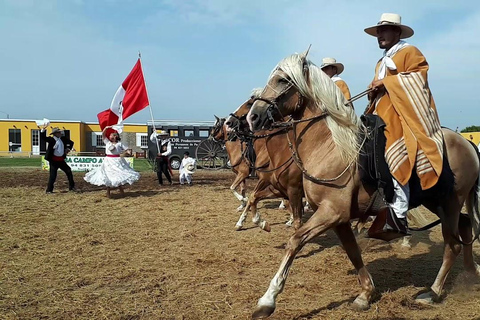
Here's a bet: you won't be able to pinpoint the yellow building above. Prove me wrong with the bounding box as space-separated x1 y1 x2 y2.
0 119 148 157
460 132 480 146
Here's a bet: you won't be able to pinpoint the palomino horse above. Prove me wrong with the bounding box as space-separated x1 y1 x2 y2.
225 92 305 231
210 115 250 211
246 52 480 318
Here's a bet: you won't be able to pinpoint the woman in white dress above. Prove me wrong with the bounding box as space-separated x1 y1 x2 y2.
84 126 140 198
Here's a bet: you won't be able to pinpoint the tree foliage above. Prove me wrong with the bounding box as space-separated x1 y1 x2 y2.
461 125 480 133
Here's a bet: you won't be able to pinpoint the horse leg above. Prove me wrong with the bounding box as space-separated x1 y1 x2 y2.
252 202 340 319
251 187 276 232
416 204 462 303
239 179 247 211
334 223 375 310
235 181 271 231
231 173 248 205
279 199 286 209
235 201 251 231
458 214 480 276
288 191 304 230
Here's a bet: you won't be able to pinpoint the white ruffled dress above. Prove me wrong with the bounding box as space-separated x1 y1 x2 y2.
84 139 140 187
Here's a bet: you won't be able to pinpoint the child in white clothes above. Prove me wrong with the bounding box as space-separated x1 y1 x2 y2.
179 151 196 185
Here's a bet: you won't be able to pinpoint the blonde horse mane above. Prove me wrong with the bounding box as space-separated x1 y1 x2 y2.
251 87 263 98
271 53 363 163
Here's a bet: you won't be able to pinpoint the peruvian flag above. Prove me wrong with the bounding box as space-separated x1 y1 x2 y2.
97 59 149 133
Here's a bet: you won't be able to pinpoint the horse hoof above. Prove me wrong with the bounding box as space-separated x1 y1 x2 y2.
351 296 369 311
235 224 243 231
285 219 294 227
237 205 245 212
261 222 271 232
415 291 438 304
252 305 275 319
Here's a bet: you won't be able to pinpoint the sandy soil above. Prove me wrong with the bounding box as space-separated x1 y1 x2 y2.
1 168 480 320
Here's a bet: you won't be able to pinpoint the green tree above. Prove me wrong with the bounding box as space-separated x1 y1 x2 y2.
461 125 480 133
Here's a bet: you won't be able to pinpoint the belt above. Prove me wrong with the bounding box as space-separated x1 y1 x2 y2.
106 154 120 158
52 156 65 161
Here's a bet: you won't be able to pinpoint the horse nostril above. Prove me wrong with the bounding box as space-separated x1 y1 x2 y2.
250 113 258 122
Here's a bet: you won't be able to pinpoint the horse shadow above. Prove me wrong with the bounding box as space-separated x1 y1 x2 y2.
291 236 480 319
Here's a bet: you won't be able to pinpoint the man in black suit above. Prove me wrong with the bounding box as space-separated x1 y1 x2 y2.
41 127 76 193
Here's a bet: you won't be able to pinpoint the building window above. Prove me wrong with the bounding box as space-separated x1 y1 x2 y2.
9 129 21 152
169 130 178 137
136 133 148 148
184 130 194 137
91 132 105 147
32 130 39 146
199 130 209 138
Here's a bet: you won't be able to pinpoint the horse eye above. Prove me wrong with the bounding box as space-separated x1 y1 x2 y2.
278 78 289 84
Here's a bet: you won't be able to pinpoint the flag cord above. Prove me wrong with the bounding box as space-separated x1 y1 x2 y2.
139 52 161 154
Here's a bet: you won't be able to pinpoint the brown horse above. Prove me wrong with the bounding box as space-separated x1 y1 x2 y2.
225 93 305 231
210 115 250 211
246 52 480 318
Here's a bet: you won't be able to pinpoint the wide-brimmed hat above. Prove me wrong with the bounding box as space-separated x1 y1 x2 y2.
157 130 168 136
364 13 414 39
185 163 196 174
320 57 344 75
50 127 63 135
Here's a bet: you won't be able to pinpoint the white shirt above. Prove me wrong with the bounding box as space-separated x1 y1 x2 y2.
150 132 172 156
52 136 65 157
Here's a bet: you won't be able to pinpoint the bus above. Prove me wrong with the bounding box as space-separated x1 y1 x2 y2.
147 120 227 170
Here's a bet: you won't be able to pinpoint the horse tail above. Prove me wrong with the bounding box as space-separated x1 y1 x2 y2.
465 140 480 243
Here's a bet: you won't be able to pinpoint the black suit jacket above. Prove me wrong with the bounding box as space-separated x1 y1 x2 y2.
43 136 74 161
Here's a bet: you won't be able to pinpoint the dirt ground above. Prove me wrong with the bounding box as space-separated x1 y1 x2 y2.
1 167 480 320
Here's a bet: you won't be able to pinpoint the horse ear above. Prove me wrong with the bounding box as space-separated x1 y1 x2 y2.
301 44 311 74
214 115 219 121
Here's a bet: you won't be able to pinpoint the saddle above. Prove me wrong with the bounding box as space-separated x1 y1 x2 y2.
359 114 455 217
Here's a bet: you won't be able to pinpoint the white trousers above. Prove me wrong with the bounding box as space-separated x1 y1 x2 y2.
179 172 192 184
390 178 410 218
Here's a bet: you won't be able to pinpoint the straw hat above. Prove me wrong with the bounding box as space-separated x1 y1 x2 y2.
157 130 168 136
320 57 344 75
364 13 414 39
50 127 63 135
185 163 196 174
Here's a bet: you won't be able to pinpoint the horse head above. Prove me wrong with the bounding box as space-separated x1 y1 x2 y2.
247 53 310 132
225 88 263 135
210 115 227 142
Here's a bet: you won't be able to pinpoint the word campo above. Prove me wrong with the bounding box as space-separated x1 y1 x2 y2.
65 157 103 164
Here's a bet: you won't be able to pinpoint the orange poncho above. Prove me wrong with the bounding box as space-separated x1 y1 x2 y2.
366 45 443 190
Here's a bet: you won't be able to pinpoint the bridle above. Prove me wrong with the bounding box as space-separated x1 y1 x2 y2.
252 73 366 183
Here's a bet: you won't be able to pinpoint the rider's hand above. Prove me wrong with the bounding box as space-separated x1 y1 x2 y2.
369 79 384 91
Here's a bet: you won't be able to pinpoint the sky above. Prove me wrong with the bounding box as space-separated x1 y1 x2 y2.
1 0 479 130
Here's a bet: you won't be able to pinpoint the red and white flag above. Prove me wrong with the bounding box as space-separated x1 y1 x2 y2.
97 59 149 133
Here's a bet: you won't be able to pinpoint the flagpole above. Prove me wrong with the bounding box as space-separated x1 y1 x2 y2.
138 51 161 155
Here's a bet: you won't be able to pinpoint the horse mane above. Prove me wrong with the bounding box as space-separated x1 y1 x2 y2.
272 53 363 163
251 87 263 98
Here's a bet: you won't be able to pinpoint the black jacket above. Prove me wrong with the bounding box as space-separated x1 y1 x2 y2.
43 136 74 161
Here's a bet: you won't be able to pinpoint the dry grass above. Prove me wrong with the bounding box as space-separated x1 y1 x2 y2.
1 168 480 319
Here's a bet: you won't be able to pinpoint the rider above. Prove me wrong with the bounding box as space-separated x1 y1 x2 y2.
320 57 352 100
364 13 444 238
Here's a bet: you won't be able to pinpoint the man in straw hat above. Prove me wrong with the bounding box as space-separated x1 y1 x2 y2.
320 57 351 100
150 129 173 185
41 126 76 193
364 13 443 238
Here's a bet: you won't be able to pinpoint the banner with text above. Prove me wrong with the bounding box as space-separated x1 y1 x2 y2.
41 156 134 171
